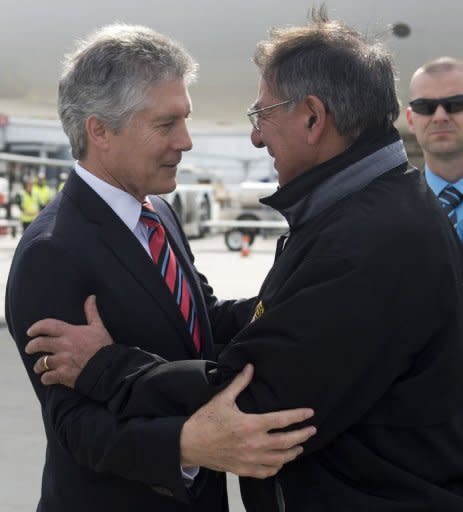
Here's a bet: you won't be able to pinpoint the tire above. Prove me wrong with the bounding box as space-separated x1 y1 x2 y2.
236 213 258 246
198 195 211 238
225 229 244 251
171 195 183 223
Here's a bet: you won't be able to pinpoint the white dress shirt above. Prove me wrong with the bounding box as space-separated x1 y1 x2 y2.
74 162 152 256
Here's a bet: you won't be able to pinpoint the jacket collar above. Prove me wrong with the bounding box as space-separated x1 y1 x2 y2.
261 126 408 228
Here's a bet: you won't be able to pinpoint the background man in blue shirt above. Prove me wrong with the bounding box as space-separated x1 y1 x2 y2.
406 57 463 239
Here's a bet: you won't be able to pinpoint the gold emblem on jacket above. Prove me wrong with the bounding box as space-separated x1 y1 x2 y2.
251 300 265 322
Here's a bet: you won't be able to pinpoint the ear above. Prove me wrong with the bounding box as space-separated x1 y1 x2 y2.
303 95 327 144
405 107 416 134
85 115 111 151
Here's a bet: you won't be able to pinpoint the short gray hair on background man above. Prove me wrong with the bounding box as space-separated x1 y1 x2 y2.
253 7 400 140
58 23 198 159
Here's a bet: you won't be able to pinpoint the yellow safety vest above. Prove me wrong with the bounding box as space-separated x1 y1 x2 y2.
20 191 40 223
32 183 53 209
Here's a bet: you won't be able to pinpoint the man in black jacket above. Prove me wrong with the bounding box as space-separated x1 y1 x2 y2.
26 9 463 511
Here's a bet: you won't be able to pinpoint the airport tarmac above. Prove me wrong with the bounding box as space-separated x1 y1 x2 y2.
0 232 279 512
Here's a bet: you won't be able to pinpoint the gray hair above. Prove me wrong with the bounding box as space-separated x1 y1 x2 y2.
58 23 198 159
253 7 399 139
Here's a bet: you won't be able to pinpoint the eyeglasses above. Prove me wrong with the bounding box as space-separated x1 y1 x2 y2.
247 99 292 131
409 94 463 116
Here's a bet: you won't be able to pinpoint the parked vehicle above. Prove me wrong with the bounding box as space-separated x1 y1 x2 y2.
207 181 287 250
162 165 215 239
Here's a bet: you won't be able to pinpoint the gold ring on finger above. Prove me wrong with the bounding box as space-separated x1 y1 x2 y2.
43 355 50 372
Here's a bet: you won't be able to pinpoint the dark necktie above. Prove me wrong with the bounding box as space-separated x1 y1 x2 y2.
140 201 201 353
438 185 463 226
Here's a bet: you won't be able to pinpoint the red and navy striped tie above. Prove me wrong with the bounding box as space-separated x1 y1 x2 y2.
140 201 201 353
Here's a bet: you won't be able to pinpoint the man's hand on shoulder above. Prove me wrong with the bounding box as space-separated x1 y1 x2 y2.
25 295 113 388
180 364 316 479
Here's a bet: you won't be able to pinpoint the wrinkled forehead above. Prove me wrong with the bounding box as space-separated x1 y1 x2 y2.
410 69 463 100
141 79 192 114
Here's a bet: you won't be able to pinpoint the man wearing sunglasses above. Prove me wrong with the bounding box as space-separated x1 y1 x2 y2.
407 57 463 240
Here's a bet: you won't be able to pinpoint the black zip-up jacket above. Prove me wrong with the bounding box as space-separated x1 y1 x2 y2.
77 127 463 511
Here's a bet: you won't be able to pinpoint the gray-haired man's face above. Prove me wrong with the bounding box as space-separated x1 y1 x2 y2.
85 79 193 202
250 78 317 186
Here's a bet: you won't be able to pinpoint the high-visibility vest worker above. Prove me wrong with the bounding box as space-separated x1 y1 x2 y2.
57 171 69 192
32 173 53 210
20 181 40 230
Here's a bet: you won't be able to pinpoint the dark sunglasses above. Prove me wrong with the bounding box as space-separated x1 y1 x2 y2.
409 94 463 115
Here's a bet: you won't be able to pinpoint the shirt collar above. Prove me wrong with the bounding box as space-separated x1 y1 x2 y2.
74 162 142 232
424 165 463 196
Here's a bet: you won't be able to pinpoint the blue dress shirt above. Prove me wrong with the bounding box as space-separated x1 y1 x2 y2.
424 166 463 240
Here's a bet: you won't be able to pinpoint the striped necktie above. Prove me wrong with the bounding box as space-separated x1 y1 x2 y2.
438 185 463 226
140 201 201 353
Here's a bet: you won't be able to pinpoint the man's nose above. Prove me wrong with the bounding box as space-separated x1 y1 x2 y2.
176 122 193 152
432 104 451 122
250 126 265 148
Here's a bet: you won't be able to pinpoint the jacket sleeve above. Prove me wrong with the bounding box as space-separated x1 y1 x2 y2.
213 250 449 453
5 238 196 503
76 244 446 455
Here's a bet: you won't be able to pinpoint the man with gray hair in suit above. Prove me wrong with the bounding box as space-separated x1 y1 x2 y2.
5 23 315 512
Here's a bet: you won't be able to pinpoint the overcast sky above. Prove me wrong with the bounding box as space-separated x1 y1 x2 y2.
0 0 461 130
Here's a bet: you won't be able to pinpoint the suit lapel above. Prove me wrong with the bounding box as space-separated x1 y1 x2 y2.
63 172 200 358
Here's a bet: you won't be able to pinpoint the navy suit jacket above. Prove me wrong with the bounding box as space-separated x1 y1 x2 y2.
5 171 251 512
